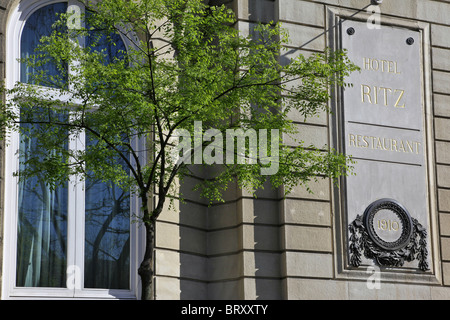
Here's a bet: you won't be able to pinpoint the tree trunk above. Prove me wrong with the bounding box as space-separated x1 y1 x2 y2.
138 220 155 300
137 177 168 299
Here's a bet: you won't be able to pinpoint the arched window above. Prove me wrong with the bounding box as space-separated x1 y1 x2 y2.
20 2 68 86
4 0 140 299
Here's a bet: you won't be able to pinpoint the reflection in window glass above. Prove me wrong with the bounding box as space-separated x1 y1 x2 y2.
87 24 127 65
83 29 130 290
17 1 131 292
84 134 130 290
20 2 68 87
16 117 68 288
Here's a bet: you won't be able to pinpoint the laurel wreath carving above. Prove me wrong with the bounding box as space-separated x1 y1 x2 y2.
349 214 429 271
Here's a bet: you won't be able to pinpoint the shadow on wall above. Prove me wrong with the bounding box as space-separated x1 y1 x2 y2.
178 0 281 300
177 176 283 299
178 174 209 300
253 195 283 300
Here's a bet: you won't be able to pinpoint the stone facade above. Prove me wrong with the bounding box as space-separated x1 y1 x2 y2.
155 0 450 299
2 0 450 300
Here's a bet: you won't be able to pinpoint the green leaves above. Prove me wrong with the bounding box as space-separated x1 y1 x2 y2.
0 0 358 219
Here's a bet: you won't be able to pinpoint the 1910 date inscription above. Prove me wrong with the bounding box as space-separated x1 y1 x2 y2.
377 219 400 231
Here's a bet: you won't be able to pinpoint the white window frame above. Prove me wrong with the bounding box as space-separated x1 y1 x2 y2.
3 0 144 300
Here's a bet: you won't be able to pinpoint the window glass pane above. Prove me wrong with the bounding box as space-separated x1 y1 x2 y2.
84 136 130 290
86 17 127 65
84 26 130 290
16 118 68 288
16 3 131 292
20 2 68 87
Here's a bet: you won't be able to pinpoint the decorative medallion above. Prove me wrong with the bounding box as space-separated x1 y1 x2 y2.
349 198 429 271
364 199 413 251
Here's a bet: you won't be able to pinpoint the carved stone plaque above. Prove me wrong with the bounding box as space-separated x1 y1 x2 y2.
363 199 413 251
340 20 430 271
371 209 404 243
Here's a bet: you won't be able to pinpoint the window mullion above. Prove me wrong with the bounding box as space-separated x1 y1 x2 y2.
67 1 85 95
68 121 86 296
66 2 87 297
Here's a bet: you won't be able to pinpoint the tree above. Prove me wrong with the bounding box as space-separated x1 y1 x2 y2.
0 0 358 299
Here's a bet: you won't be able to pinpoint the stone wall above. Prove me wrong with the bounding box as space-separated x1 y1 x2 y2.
155 0 450 299
1 0 450 300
